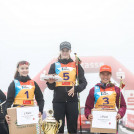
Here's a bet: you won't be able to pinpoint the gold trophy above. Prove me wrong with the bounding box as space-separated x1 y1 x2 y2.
39 110 62 134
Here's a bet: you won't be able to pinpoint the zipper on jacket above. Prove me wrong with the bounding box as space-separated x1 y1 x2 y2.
65 86 68 102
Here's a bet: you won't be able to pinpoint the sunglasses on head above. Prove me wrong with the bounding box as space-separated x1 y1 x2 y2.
17 61 30 67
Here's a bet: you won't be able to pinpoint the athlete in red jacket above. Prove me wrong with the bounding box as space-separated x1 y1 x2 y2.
85 65 126 134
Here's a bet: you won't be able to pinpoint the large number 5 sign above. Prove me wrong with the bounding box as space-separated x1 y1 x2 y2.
103 97 109 104
63 73 70 80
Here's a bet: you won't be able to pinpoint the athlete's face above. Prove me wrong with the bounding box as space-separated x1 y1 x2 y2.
100 71 111 84
17 64 29 77
60 48 71 59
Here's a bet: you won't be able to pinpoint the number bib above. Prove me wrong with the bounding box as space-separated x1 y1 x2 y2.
55 62 76 87
94 86 116 109
13 80 35 106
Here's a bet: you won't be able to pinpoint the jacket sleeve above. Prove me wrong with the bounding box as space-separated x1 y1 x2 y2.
5 81 15 113
116 87 127 118
46 63 56 90
74 64 87 93
0 89 6 102
34 82 45 114
0 89 7 117
85 87 95 119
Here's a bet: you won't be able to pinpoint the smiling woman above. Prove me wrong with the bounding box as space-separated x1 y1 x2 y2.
85 65 127 134
14 61 30 78
5 60 44 125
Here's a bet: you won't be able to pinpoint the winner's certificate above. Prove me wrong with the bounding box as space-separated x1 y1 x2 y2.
16 107 39 125
91 109 117 133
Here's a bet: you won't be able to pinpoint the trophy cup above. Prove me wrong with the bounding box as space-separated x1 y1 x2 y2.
39 110 62 134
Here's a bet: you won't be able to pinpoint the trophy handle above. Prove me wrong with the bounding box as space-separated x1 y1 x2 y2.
58 120 62 129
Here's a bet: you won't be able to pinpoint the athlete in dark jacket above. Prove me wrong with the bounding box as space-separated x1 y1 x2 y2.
46 41 87 134
5 61 44 124
47 58 87 103
6 75 44 114
0 89 8 134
